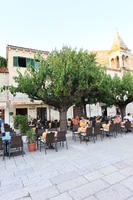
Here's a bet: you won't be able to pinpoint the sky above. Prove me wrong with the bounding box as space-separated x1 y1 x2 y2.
0 0 133 57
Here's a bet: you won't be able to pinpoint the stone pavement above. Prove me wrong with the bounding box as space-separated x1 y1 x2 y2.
1 132 133 200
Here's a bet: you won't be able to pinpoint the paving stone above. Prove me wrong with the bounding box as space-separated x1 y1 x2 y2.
49 192 73 200
69 179 109 200
84 171 104 182
119 167 133 178
2 133 133 200
50 170 81 185
83 196 98 200
15 197 31 200
30 185 59 200
99 165 118 175
121 176 133 192
95 183 132 200
101 171 125 185
127 196 133 200
113 161 129 170
57 176 88 193
0 188 28 200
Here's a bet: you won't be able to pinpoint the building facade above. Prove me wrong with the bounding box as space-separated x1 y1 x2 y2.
0 32 133 126
87 32 133 117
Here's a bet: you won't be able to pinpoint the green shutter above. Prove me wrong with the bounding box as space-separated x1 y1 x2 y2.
30 59 34 67
26 58 31 67
13 56 18 67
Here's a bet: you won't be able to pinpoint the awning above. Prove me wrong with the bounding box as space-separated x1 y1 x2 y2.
10 100 43 106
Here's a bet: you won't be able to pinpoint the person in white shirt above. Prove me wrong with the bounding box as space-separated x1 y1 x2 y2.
124 113 133 122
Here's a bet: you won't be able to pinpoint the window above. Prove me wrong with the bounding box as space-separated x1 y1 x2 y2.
18 57 26 67
13 56 39 68
122 55 125 67
13 56 26 67
115 56 120 68
111 58 115 68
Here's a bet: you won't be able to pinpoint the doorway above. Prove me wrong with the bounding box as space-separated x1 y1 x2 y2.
37 107 47 122
16 108 27 116
0 109 4 121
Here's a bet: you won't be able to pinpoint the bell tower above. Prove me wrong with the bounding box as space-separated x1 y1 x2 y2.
109 32 131 69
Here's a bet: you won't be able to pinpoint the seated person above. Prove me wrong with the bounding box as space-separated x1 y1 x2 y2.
114 115 121 124
80 117 87 127
72 116 79 126
102 121 110 132
78 125 87 134
41 129 58 140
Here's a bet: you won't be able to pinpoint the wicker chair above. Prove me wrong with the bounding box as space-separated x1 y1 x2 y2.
35 128 44 149
56 131 68 150
0 138 4 160
83 127 94 144
40 132 57 154
125 120 132 133
72 125 79 141
8 135 23 158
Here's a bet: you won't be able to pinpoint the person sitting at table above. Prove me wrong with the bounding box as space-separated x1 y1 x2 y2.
102 120 110 132
80 117 87 127
1 122 5 136
72 116 79 126
41 129 58 140
114 115 121 124
78 125 87 134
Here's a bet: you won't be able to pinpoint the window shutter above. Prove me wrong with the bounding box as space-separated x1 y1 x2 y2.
26 58 31 67
13 56 18 67
30 59 34 67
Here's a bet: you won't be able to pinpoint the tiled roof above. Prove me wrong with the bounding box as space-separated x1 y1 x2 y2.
7 45 49 55
0 68 8 73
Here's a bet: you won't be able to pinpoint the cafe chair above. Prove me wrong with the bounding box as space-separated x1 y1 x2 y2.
40 132 57 154
8 135 24 158
0 138 5 160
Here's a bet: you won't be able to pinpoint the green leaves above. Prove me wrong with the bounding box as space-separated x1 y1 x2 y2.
99 71 133 108
6 47 104 110
0 56 7 68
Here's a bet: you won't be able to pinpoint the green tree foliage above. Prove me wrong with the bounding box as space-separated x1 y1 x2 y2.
9 47 102 131
0 56 7 68
99 72 133 120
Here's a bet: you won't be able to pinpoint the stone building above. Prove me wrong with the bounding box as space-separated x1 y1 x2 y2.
0 32 133 125
0 68 9 122
85 32 133 117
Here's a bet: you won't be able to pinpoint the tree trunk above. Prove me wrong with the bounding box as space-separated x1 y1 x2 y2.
59 108 67 132
119 105 126 121
83 103 87 118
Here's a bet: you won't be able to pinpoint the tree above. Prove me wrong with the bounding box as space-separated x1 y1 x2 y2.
79 68 104 118
99 72 133 120
0 56 7 68
8 47 103 131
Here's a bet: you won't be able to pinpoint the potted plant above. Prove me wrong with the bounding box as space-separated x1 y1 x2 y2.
26 128 36 152
14 115 29 142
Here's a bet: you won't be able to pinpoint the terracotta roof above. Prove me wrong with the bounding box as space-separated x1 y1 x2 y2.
0 68 8 73
7 45 49 55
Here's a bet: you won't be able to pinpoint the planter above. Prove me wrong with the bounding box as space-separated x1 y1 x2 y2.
22 135 27 144
14 129 20 135
28 143 36 152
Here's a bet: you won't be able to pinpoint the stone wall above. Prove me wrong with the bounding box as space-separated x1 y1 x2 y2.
0 72 9 101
